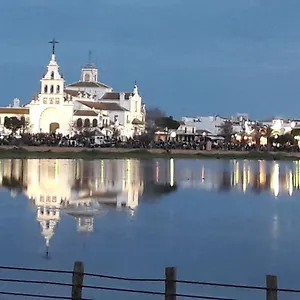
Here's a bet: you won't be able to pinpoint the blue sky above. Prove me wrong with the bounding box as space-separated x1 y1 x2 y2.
1 0 300 119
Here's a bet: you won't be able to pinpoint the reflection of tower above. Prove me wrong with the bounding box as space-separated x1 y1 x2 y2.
37 206 60 250
25 159 74 251
77 217 94 232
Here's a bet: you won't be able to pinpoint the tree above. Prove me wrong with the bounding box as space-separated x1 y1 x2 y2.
145 107 166 130
218 120 233 142
112 128 120 138
155 116 180 130
4 116 23 134
146 107 166 122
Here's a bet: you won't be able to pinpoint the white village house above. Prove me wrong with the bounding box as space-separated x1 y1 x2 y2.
0 41 146 138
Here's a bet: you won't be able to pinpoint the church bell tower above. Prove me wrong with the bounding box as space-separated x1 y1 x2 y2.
81 51 98 83
40 39 65 101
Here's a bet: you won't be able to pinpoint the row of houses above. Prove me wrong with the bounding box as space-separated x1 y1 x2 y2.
154 113 300 142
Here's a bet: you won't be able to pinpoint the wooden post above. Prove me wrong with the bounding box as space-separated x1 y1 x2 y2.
72 261 84 300
165 267 176 300
266 275 278 300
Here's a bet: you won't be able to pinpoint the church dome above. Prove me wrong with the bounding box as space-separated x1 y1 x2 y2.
83 63 97 69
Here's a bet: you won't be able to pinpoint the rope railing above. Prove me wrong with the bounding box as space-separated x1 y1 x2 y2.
0 262 293 300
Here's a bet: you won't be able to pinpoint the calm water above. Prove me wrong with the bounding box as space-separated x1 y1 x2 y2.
1 158 300 300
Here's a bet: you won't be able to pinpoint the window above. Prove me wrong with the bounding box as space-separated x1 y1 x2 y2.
56 85 60 93
20 116 25 126
76 118 83 128
185 127 187 133
84 118 90 127
135 101 137 112
92 119 98 127
114 115 118 122
50 98 54 104
43 98 47 104
50 85 54 93
44 85 48 93
84 74 90 82
55 98 60 104
50 71 54 79
127 115 130 123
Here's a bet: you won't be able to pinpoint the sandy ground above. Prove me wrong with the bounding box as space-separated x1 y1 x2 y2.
0 145 299 158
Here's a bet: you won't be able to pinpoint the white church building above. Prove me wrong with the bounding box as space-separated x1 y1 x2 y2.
0 41 146 138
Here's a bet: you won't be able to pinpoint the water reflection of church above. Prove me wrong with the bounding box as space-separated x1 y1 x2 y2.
0 159 146 248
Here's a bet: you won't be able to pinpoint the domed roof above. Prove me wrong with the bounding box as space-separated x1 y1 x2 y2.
83 63 97 69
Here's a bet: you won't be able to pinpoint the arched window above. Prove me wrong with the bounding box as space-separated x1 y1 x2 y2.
20 116 25 127
50 85 54 93
92 119 98 127
84 74 90 82
51 71 54 79
84 119 90 128
76 118 83 128
44 85 48 93
56 85 60 93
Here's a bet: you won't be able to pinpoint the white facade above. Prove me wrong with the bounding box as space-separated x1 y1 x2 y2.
28 53 74 134
182 116 227 136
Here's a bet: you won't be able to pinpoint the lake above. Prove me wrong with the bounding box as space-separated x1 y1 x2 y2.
0 158 300 300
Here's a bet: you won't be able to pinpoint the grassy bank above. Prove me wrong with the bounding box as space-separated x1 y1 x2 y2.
0 147 298 160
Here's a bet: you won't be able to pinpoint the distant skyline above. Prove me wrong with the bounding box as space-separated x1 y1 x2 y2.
1 0 300 118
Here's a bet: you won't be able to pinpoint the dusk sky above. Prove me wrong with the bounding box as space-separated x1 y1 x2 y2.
1 0 300 119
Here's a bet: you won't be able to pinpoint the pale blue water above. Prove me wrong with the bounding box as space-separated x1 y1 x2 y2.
0 158 300 300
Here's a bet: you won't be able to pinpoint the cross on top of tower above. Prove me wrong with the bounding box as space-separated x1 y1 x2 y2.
49 38 59 55
88 50 92 64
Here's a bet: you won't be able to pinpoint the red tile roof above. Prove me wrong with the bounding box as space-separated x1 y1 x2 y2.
67 81 111 89
77 100 128 111
74 110 98 116
101 92 133 100
0 108 29 114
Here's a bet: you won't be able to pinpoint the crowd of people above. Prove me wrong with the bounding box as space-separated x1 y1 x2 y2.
0 132 299 152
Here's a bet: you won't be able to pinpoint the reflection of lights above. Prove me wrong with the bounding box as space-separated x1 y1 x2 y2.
156 161 159 183
271 163 280 197
272 214 279 240
233 161 239 185
201 166 205 182
170 158 174 187
242 161 247 192
100 160 104 184
289 171 293 196
259 160 266 185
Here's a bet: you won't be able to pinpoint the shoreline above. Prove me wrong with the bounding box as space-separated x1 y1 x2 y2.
0 146 299 160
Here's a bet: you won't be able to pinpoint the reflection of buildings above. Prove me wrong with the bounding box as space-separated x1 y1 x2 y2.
2 158 298 251
0 159 145 249
154 159 300 197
